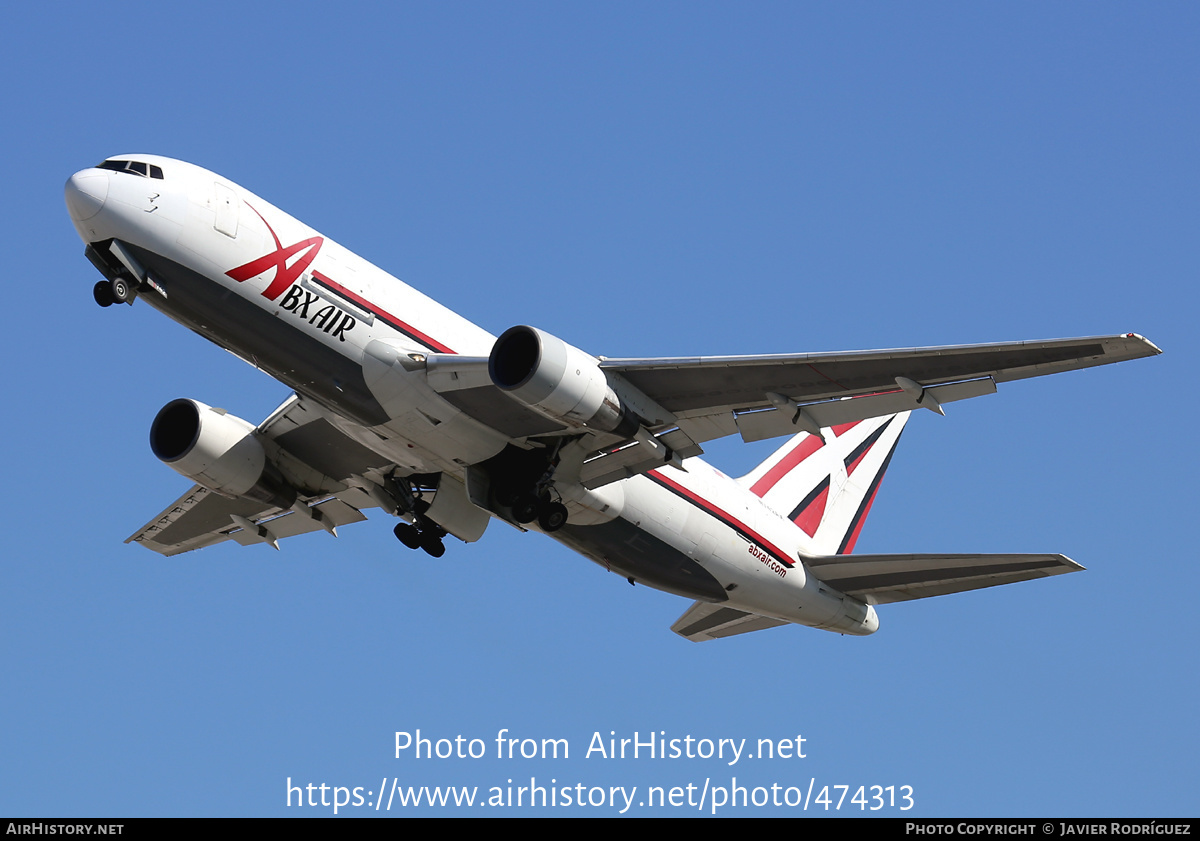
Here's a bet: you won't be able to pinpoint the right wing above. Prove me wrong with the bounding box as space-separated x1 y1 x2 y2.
424 332 1159 491
602 333 1160 420
588 332 1161 487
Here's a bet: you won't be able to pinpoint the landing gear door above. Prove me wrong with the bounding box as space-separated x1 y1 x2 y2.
426 473 490 543
464 465 491 510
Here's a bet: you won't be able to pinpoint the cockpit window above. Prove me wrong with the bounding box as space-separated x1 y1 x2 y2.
97 159 164 180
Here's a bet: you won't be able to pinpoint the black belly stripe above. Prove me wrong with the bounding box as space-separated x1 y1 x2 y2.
124 243 390 426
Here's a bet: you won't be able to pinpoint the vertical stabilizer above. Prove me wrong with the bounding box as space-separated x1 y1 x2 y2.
738 412 909 555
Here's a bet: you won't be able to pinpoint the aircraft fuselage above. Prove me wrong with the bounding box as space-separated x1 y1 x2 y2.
66 155 879 637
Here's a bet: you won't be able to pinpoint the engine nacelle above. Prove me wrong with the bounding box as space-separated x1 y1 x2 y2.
149 398 295 508
488 325 641 437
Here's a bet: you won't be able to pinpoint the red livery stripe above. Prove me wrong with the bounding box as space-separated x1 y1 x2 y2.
749 435 824 497
790 478 830 538
312 270 456 355
649 470 796 568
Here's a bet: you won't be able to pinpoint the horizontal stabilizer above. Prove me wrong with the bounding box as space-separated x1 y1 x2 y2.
805 552 1083 605
671 601 788 642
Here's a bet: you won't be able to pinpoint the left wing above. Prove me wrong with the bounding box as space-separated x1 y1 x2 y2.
126 484 372 555
127 394 392 556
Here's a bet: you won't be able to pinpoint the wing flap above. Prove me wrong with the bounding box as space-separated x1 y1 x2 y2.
126 484 258 555
227 497 367 547
805 552 1084 605
735 377 996 443
579 427 704 489
127 485 370 556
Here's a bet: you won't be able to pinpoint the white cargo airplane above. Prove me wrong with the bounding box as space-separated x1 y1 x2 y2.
65 155 1159 640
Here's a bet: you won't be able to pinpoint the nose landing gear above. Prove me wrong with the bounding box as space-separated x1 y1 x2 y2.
94 275 136 307
93 280 115 308
86 240 143 308
110 275 135 304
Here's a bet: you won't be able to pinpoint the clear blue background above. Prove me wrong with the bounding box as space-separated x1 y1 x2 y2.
1 1 1195 817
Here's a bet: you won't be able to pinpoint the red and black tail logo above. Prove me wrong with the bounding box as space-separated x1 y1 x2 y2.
226 204 323 301
747 416 902 548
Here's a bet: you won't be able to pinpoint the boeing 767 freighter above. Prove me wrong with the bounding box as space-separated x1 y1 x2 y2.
65 155 1160 640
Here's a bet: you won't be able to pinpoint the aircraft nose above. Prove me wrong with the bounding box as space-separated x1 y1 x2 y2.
64 168 109 222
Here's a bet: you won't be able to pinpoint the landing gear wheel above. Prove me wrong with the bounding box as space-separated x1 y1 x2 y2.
110 276 134 304
93 280 115 308
393 522 421 549
420 533 446 558
537 501 568 533
511 494 540 524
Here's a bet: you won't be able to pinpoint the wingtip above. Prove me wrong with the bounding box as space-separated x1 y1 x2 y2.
1057 554 1085 573
1124 333 1163 355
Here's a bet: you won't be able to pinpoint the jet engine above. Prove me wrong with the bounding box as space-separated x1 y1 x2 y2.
488 325 650 437
149 398 296 508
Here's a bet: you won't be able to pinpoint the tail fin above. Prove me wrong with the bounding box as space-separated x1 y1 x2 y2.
738 413 910 555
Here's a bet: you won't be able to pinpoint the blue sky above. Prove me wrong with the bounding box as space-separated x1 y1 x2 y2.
2 2 1196 817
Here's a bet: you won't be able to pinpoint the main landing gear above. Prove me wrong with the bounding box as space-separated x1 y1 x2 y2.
387 475 448 558
482 443 572 534
496 487 569 533
517 494 569 533
393 519 446 558
393 518 446 556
